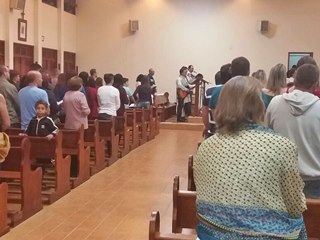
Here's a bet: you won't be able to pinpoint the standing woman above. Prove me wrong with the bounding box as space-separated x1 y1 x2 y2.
63 76 90 177
262 63 287 108
63 76 90 130
113 74 129 116
194 76 306 240
86 77 99 119
133 75 152 108
252 69 267 88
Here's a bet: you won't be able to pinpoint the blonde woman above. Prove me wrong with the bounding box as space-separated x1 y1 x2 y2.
252 69 267 87
262 64 287 108
194 76 307 240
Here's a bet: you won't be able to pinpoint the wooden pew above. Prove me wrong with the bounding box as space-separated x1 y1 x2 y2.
187 142 201 192
152 106 160 135
303 199 320 240
0 183 9 236
130 108 147 145
97 118 120 166
28 132 71 204
60 125 91 188
125 109 139 150
154 93 177 122
115 114 130 157
149 211 196 240
144 107 156 141
172 176 197 234
5 128 23 136
84 120 106 175
186 160 319 239
187 156 196 192
0 137 43 227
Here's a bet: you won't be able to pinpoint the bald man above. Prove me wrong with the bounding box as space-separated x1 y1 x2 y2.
18 71 49 130
147 68 157 98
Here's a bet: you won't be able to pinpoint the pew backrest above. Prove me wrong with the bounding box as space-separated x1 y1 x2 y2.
187 156 196 192
303 199 320 239
172 176 197 233
149 211 196 240
61 125 85 155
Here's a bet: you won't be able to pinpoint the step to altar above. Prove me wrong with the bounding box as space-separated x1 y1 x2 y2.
160 122 203 131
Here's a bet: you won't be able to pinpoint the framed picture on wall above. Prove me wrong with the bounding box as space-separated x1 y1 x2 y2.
18 18 27 42
288 52 313 69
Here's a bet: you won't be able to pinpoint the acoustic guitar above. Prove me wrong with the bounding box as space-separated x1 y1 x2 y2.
177 89 189 99
177 85 195 99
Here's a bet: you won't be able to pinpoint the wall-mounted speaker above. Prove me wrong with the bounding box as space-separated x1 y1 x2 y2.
129 20 139 32
260 20 269 33
10 0 26 10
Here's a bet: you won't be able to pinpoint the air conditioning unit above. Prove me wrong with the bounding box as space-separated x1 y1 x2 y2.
259 20 269 33
10 0 26 10
129 20 139 32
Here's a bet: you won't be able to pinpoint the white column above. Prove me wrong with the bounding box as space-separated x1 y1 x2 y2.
58 0 64 72
5 1 14 68
34 0 42 65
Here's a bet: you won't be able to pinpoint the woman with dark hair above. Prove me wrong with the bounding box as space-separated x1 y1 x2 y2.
136 74 144 87
194 76 306 240
86 77 99 119
79 71 89 88
54 73 68 102
9 70 20 90
113 74 129 116
133 75 152 108
41 71 59 121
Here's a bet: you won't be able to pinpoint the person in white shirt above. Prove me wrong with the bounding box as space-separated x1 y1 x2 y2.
97 74 120 119
176 66 193 122
187 65 198 84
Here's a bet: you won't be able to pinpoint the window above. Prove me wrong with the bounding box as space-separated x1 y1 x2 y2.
42 0 57 8
288 52 313 69
64 0 76 15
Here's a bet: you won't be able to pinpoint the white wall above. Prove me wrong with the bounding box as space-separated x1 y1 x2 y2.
76 0 320 101
0 1 7 40
41 3 59 49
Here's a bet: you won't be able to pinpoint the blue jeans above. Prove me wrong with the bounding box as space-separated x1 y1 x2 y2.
98 113 112 120
303 180 320 198
137 101 150 108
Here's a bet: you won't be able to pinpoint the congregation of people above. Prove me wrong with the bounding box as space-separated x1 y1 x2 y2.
192 56 320 239
0 64 157 134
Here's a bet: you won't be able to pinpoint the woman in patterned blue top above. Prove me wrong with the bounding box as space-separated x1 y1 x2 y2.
195 76 307 240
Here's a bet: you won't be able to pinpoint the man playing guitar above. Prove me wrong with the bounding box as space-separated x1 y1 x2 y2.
176 66 194 122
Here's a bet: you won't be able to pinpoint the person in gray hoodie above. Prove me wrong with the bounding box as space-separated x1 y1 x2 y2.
265 63 320 198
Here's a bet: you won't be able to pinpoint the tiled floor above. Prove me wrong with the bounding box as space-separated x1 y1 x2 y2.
2 129 202 240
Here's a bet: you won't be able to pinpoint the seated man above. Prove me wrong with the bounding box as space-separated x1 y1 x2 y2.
265 63 320 198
